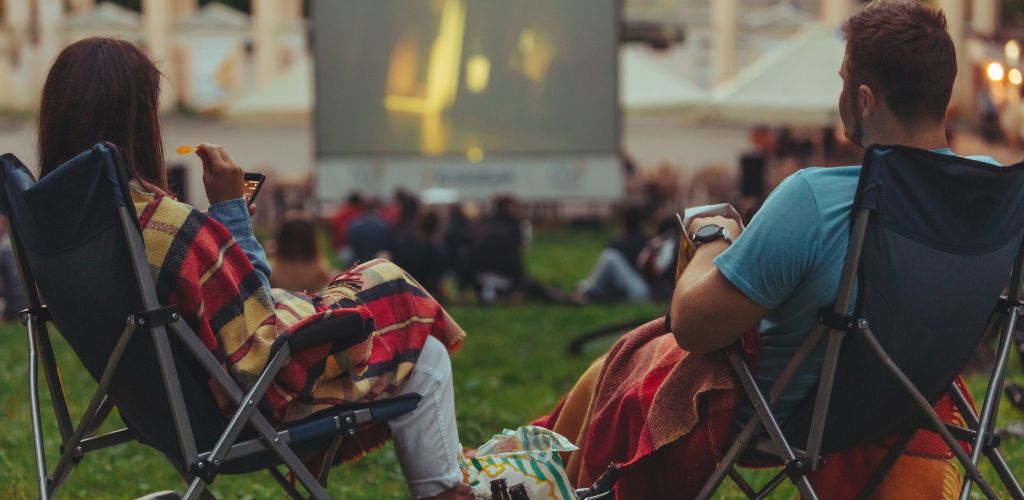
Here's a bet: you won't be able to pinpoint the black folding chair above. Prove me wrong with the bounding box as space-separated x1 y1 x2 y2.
692 145 1024 499
3 143 421 500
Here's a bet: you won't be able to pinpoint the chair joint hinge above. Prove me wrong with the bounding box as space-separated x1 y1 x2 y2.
996 297 1024 315
338 412 359 437
191 459 219 484
20 305 50 325
818 308 866 332
784 457 809 482
128 306 180 327
985 432 1002 450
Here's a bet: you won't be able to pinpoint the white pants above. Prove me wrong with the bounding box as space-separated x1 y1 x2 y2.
388 335 463 498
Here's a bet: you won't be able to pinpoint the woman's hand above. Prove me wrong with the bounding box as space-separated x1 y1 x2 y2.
196 144 244 205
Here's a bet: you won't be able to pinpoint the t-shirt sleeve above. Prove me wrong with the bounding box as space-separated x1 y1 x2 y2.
714 171 822 308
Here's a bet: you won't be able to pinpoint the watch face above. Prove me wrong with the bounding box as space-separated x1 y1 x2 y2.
695 224 723 240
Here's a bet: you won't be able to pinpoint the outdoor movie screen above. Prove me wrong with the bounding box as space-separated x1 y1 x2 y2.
312 0 619 158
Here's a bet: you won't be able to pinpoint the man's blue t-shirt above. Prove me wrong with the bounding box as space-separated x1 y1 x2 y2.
716 149 998 423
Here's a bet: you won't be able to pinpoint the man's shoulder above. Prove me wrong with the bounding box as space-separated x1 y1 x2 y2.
768 166 860 212
793 165 862 185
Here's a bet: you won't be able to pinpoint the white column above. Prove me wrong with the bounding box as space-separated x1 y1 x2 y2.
68 0 96 15
174 0 198 20
285 0 304 19
971 0 999 36
938 0 971 114
252 0 281 87
821 0 853 29
711 0 739 87
5 0 30 29
37 0 64 58
143 0 177 109
6 0 30 108
36 0 64 93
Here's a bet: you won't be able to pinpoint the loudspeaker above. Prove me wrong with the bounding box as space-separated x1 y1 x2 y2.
740 153 765 199
167 165 188 204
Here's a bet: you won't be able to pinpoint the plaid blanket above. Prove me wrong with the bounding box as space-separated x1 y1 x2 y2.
535 319 971 499
130 182 465 425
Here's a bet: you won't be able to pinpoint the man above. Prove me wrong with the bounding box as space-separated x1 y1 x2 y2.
540 2 987 497
671 0 990 425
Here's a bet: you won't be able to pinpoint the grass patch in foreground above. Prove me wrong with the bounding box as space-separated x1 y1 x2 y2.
0 226 1022 498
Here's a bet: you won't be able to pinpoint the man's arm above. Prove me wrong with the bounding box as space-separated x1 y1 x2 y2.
670 215 769 354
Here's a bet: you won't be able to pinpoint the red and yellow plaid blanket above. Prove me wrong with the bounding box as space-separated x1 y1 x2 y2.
535 319 971 499
130 183 466 428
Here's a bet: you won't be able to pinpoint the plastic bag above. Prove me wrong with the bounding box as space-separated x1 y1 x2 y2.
461 426 579 499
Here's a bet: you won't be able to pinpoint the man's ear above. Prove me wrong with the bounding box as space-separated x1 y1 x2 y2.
858 84 876 119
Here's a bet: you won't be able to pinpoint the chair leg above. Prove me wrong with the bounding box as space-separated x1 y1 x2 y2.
961 308 1020 500
728 352 819 500
950 384 1024 499
858 327 1000 500
166 324 330 500
36 321 74 443
267 467 306 500
727 469 756 498
753 470 789 500
26 317 50 500
854 429 916 500
695 411 764 499
316 435 344 487
168 459 217 500
50 323 140 496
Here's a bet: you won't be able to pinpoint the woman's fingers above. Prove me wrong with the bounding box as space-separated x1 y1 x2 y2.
195 143 225 174
195 143 245 204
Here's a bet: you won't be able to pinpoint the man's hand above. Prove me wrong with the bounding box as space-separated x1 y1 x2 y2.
196 144 244 205
671 214 766 354
689 215 742 240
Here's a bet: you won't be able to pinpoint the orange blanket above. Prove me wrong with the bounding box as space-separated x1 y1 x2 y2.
535 319 971 499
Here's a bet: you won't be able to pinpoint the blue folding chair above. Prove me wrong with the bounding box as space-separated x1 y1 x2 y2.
3 143 421 499
694 146 1024 499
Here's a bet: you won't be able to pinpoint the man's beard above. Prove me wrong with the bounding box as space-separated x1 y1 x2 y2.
847 122 864 147
845 112 865 147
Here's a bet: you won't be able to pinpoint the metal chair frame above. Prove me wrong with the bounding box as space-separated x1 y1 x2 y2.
9 149 418 500
696 204 1024 500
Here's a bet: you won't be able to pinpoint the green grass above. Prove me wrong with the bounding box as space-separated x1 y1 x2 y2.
1 227 1022 498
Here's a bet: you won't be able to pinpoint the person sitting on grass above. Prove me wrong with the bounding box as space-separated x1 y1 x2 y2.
536 2 992 498
37 37 472 500
269 215 336 293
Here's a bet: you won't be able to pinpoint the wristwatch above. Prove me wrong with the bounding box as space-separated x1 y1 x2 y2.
692 223 734 247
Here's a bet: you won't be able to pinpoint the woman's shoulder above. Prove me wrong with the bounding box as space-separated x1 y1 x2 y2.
130 182 209 229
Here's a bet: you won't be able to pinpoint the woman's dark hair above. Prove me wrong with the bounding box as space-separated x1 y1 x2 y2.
38 38 167 190
276 216 321 262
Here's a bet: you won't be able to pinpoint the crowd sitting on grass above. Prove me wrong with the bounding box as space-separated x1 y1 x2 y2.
14 1 1024 499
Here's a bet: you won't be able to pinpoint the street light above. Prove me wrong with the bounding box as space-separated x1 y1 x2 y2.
1007 40 1021 64
988 61 1006 82
1011 68 1023 86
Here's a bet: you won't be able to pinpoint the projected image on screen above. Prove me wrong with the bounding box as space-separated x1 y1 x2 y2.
313 0 618 158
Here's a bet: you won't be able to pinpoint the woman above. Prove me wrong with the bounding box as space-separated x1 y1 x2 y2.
38 38 471 500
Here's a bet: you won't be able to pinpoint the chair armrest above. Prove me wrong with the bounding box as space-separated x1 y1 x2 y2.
285 394 422 443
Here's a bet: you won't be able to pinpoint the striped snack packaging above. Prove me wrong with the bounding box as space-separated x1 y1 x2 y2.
461 426 579 500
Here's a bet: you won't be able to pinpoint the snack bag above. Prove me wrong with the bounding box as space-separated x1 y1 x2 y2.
461 426 578 500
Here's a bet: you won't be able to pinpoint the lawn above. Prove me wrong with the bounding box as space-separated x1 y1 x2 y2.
1 227 1022 499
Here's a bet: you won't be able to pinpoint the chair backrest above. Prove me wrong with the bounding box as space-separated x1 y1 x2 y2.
784 145 1024 452
0 145 225 461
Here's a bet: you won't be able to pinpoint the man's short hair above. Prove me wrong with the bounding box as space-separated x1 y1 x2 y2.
843 0 956 123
